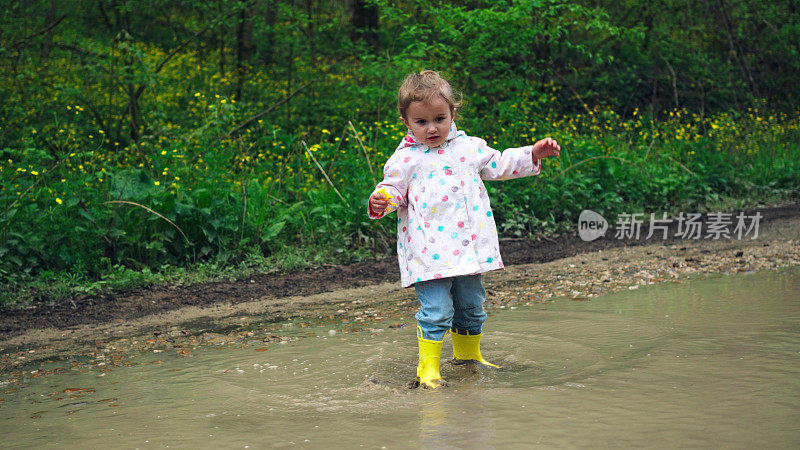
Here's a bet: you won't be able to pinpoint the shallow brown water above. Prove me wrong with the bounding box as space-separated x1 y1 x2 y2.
2 268 799 448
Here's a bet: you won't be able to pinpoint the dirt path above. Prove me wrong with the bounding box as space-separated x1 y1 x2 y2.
1 202 798 372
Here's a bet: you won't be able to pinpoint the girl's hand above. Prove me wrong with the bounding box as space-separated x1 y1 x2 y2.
369 190 390 214
532 137 561 161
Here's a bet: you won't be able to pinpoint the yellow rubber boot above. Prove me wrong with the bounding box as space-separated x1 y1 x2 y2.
416 331 446 389
451 330 500 368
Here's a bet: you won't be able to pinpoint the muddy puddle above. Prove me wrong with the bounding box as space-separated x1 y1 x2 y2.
2 268 799 448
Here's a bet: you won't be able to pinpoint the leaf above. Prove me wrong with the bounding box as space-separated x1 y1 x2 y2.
110 169 154 201
201 226 218 243
262 221 286 243
1 208 17 221
79 208 96 223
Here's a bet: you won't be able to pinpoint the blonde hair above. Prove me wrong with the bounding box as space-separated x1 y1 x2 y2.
397 70 462 119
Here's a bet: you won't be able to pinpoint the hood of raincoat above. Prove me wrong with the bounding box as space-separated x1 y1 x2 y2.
399 122 467 150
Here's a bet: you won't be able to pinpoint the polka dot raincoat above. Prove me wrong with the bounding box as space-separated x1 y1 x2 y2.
369 123 541 287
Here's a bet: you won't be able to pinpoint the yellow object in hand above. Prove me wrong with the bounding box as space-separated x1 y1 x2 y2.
377 188 398 209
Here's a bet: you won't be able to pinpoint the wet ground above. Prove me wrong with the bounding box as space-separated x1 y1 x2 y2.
1 268 798 448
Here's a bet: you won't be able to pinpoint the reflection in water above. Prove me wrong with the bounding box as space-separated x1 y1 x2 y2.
418 383 495 449
1 268 799 447
419 397 448 440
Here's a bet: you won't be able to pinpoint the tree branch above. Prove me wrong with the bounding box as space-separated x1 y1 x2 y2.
133 0 256 102
226 78 317 138
8 14 66 49
658 52 679 109
553 69 593 114
52 42 108 59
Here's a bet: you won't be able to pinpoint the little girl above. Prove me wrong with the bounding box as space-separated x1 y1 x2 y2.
368 70 561 389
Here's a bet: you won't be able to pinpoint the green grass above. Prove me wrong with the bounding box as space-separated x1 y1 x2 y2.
0 243 381 309
2 107 798 308
2 45 799 308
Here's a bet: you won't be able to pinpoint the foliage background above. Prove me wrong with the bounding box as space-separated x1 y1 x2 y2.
1 0 799 302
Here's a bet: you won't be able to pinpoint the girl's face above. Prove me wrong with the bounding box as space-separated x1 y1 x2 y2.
401 97 453 148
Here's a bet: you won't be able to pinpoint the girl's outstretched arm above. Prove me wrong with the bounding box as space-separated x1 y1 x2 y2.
474 137 540 181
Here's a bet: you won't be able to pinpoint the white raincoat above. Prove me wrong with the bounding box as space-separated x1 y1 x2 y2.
369 123 541 287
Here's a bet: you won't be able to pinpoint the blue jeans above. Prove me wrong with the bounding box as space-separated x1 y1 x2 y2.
414 274 487 341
